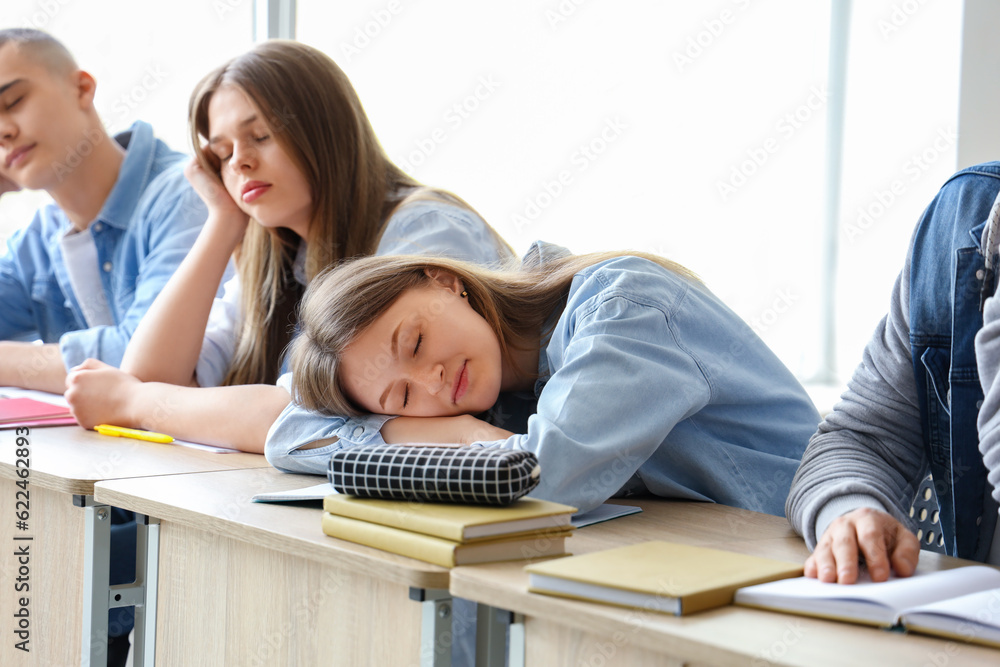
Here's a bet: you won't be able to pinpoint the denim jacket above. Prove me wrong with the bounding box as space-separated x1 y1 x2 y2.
267 242 820 516
0 121 206 369
909 164 1000 560
787 163 1000 560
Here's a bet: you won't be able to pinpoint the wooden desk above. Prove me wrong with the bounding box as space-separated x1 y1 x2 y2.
451 499 1000 667
0 426 267 666
95 467 455 666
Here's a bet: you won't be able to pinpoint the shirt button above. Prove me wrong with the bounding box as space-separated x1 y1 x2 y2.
977 515 983 526
93 222 103 232
352 426 365 438
102 261 113 273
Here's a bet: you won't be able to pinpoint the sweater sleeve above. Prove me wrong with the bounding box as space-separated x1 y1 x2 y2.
976 294 1000 512
785 251 927 549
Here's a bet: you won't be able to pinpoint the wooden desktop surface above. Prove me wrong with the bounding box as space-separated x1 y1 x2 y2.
451 499 998 666
0 425 268 495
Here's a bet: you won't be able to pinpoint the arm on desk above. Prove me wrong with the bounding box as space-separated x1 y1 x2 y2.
381 415 513 445
0 341 67 393
66 359 288 453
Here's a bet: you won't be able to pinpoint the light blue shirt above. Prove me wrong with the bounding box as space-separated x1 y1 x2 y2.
196 200 512 386
0 121 207 369
266 242 819 516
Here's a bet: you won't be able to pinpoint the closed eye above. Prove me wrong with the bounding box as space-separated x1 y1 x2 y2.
5 95 23 110
402 383 410 409
413 333 422 356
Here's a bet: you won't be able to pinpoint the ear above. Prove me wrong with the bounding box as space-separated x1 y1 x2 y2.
74 70 97 109
423 267 464 296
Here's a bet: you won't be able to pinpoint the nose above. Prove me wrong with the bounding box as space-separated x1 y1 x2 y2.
0 114 16 142
413 363 446 396
227 139 256 172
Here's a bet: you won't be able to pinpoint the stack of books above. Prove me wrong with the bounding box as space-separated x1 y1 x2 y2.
322 494 577 568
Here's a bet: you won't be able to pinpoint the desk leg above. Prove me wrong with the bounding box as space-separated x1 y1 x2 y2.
410 587 452 667
77 498 158 667
79 497 111 666
115 515 159 667
476 604 511 667
509 613 525 667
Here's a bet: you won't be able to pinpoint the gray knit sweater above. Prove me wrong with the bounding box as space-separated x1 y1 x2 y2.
786 228 1000 563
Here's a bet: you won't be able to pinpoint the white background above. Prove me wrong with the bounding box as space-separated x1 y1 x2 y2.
0 0 965 403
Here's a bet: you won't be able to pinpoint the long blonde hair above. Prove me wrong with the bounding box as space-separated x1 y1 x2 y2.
291 251 698 416
189 40 507 385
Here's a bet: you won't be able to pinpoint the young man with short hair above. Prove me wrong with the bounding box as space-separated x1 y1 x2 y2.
0 28 206 394
0 28 208 665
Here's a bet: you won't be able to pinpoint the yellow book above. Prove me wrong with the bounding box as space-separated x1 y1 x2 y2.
322 494 577 542
526 541 803 615
322 512 573 568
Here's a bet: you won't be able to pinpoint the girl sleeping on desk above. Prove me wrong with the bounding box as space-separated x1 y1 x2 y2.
265 242 820 516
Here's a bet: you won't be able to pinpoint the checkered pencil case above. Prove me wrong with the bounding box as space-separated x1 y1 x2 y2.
328 444 541 505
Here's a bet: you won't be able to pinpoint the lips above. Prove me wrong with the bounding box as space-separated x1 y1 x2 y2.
452 361 469 404
5 143 35 169
240 180 271 203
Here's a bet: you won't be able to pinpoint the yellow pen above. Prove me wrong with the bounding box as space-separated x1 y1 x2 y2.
94 424 174 444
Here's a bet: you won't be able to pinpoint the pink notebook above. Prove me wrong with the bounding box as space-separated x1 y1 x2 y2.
0 398 76 428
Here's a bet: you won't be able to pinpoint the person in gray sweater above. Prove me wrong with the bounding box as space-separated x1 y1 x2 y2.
786 163 1000 584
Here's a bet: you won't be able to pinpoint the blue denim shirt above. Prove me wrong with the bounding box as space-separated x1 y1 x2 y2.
0 121 206 369
267 242 819 516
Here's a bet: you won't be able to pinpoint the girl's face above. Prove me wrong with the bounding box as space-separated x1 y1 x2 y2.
206 85 313 239
339 272 504 417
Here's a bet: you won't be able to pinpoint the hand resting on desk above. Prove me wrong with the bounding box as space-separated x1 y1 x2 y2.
806 506 920 585
65 358 140 429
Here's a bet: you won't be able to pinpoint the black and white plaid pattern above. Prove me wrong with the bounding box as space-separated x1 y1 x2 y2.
328 444 540 505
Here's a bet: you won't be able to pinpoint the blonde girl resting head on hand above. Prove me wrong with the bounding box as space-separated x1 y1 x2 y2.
267 242 820 515
64 41 510 452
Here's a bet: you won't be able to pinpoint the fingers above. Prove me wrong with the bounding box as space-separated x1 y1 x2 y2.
855 521 892 582
888 523 920 577
807 508 918 584
828 526 861 584
73 357 109 371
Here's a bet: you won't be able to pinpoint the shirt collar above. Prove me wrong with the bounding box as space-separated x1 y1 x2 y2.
94 121 157 231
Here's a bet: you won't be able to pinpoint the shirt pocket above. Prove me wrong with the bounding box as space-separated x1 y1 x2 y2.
919 346 952 469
